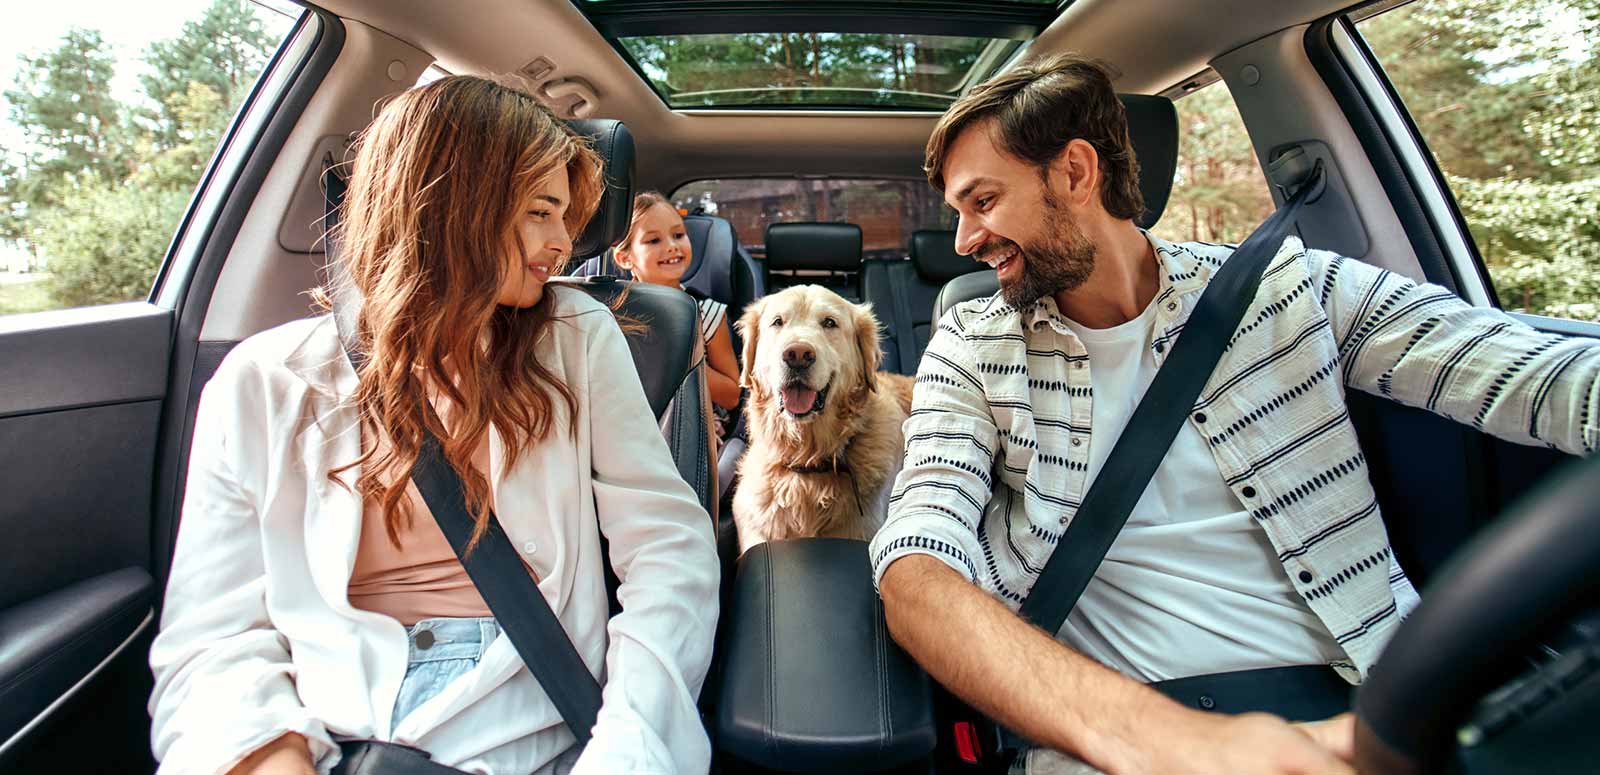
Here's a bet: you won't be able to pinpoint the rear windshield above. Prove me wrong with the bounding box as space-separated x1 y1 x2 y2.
671 178 956 259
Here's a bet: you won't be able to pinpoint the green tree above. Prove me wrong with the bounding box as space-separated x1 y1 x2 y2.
140 0 277 151
0 27 131 243
34 181 189 307
1159 83 1274 244
1364 0 1600 318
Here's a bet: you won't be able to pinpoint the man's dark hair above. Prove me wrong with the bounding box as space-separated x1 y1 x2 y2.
925 53 1144 222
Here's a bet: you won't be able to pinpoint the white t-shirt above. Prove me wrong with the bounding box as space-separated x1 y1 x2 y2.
1055 296 1343 683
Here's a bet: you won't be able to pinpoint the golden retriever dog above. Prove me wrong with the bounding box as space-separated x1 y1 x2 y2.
733 285 915 553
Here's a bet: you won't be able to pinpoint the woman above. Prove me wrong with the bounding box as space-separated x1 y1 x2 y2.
148 76 719 775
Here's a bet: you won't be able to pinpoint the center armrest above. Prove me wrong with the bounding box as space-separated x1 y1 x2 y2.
716 538 936 772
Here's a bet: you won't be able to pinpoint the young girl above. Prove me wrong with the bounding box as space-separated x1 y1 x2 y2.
148 77 718 775
613 192 743 413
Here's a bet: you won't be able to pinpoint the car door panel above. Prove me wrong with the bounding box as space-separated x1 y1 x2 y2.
0 307 172 764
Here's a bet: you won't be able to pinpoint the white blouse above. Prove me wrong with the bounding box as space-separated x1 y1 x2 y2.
149 287 720 775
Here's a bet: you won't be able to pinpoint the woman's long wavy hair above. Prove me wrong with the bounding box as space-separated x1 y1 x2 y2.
324 75 603 550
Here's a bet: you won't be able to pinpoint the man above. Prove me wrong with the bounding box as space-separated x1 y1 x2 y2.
871 53 1598 775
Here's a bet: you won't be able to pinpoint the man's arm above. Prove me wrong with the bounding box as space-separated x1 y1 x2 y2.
881 556 1355 775
1314 249 1598 455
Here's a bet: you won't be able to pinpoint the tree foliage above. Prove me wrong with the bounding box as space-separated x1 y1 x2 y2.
1161 0 1598 321
0 0 283 311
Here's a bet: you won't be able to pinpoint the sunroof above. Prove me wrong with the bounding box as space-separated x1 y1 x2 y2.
618 33 1027 109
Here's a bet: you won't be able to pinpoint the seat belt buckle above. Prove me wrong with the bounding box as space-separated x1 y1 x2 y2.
954 721 983 764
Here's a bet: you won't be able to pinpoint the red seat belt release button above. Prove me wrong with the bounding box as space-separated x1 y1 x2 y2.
954 721 982 764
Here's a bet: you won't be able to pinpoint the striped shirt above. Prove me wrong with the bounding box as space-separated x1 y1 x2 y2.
697 297 728 345
870 233 1599 681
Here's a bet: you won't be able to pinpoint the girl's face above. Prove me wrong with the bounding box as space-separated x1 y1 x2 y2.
618 202 692 286
497 171 574 308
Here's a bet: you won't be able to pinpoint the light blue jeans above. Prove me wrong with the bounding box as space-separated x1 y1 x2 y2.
391 616 584 774
392 616 499 726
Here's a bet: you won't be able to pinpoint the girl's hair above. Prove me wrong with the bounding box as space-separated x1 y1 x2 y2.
324 75 604 550
616 190 675 252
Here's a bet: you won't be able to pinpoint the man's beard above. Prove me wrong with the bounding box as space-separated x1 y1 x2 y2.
979 193 1097 310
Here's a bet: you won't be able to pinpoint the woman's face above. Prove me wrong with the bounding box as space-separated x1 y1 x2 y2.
497 171 574 308
619 202 692 287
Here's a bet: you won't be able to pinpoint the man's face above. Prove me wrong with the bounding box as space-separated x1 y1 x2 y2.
941 121 1097 309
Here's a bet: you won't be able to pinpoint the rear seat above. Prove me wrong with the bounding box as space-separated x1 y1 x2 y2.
861 230 982 375
763 222 864 301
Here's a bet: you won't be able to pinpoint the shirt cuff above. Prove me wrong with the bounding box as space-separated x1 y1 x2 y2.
869 511 981 592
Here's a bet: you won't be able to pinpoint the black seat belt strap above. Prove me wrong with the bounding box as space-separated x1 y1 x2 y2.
333 313 605 744
1018 162 1326 638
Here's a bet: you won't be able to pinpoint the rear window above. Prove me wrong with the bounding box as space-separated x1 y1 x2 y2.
671 178 955 259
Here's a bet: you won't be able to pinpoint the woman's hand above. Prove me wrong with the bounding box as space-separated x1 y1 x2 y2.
225 732 318 775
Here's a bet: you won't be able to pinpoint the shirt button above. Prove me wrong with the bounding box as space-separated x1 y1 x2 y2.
1166 301 1178 312
523 540 538 554
1059 516 1069 525
1074 361 1085 369
1153 342 1165 354
1071 437 1083 447
1298 570 1314 584
1194 412 1207 424
1241 485 1257 499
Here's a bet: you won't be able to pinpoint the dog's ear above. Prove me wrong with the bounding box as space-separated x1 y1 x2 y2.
736 297 764 391
852 301 883 395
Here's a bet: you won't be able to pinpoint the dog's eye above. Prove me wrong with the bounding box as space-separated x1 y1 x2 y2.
770 316 784 328
821 317 838 329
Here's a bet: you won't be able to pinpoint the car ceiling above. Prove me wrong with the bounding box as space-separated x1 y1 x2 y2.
313 0 1363 190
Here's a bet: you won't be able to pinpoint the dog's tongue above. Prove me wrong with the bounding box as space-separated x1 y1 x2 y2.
782 386 819 415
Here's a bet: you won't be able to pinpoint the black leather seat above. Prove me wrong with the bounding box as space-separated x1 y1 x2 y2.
862 230 976 375
929 93 1179 323
763 222 865 301
559 121 715 518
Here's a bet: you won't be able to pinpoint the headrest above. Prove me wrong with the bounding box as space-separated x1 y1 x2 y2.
931 269 999 324
764 222 862 271
909 230 977 283
1119 94 1178 229
566 119 635 258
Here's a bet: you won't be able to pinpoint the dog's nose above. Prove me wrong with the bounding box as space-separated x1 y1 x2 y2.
783 343 815 369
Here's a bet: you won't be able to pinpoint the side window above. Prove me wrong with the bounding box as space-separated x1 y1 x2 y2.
1153 76 1275 245
0 0 298 318
671 178 956 260
1357 0 1600 321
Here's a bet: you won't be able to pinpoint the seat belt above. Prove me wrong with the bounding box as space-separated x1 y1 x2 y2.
333 316 606 744
1017 162 1323 638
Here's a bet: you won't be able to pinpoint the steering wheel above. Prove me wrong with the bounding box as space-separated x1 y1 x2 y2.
1352 456 1600 774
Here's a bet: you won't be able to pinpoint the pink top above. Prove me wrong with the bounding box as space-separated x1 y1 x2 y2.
347 430 536 626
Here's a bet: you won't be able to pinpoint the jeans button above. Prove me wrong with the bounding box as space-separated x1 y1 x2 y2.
1199 695 1216 710
414 630 435 650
